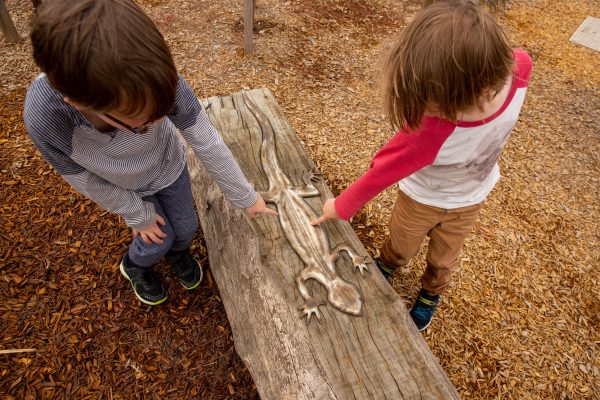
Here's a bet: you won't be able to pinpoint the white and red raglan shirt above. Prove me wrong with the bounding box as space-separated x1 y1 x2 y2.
334 49 533 220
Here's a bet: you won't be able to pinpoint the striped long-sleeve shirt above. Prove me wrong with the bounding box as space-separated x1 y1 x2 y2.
24 74 257 230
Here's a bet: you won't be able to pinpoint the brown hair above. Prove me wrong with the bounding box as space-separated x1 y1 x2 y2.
31 0 177 120
382 0 514 131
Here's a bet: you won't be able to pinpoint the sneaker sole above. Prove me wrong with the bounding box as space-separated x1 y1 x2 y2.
410 303 437 332
180 259 203 290
409 310 433 332
119 261 168 306
416 319 432 332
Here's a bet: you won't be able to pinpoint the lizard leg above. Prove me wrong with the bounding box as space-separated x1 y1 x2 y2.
330 244 370 275
302 166 323 185
290 167 322 197
296 267 326 324
290 186 320 197
258 190 279 204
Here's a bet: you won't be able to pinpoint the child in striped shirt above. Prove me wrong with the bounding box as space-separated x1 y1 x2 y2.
24 0 276 306
313 0 532 331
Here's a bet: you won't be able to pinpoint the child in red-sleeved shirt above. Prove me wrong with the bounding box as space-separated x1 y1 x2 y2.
313 0 532 331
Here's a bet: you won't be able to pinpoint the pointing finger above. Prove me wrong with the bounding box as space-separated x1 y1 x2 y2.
263 208 278 216
311 215 325 226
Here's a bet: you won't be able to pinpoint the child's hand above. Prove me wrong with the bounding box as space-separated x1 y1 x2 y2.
133 214 167 245
311 198 340 225
245 193 278 218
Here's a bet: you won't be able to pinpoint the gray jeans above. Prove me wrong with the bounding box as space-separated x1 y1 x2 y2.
128 167 199 267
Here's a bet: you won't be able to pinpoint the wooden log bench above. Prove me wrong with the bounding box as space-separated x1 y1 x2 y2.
186 88 460 399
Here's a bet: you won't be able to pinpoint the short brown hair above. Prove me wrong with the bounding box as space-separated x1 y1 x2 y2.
383 0 514 131
31 0 177 120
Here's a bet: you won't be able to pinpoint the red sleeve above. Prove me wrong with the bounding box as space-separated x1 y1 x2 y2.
334 117 456 220
512 49 533 88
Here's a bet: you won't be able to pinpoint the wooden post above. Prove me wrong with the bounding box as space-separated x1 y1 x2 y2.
186 88 460 399
243 0 255 54
0 0 20 43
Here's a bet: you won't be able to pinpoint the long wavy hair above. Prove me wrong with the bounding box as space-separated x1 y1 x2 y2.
382 0 514 131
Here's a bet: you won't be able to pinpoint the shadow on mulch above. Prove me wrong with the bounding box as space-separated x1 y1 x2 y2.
0 90 258 399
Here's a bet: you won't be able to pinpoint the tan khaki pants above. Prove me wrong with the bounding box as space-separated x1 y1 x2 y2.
381 191 482 295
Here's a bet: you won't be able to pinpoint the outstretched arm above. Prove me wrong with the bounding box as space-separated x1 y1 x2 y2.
169 75 258 209
311 198 339 225
313 118 456 223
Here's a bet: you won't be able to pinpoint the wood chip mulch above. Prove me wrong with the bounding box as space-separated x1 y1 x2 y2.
1 0 598 399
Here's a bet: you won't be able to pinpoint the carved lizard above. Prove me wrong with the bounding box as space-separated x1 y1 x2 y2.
242 91 369 323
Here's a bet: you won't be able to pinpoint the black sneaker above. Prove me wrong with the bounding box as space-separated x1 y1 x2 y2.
374 258 395 279
120 255 168 305
166 251 203 290
409 289 440 331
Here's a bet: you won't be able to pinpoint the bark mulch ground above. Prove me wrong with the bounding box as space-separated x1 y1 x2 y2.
1 0 598 399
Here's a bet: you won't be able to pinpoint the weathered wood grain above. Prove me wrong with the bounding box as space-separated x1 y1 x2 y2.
187 88 460 400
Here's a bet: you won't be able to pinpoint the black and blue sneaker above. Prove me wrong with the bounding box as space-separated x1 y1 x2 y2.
166 250 203 290
120 254 168 306
409 289 440 331
375 258 395 279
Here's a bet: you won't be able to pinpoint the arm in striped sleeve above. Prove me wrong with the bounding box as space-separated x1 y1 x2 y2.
168 75 257 208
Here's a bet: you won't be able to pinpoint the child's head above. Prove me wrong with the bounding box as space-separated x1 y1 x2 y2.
31 0 177 121
383 0 514 130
